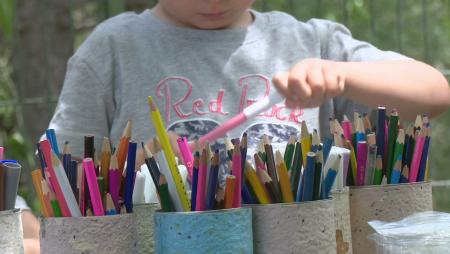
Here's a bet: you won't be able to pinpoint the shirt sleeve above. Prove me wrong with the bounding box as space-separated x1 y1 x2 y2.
309 18 411 122
47 55 115 157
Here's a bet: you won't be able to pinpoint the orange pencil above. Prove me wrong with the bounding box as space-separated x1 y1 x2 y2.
116 120 132 172
31 170 52 217
224 175 236 209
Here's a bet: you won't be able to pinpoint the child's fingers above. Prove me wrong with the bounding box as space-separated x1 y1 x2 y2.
287 64 311 107
306 63 325 107
272 72 291 99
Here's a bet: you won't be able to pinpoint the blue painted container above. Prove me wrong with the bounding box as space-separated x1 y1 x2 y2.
154 208 253 254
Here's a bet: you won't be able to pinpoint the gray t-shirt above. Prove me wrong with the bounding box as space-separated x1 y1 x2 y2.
48 10 408 157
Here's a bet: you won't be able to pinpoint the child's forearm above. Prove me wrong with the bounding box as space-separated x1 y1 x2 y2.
341 60 450 120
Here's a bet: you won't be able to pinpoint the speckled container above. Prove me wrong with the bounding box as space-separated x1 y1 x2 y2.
133 203 159 253
0 209 24 254
154 208 253 254
40 214 136 254
331 187 353 254
349 182 433 254
250 200 337 254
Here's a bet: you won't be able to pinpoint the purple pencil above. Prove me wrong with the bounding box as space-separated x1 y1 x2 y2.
108 154 121 211
357 141 368 186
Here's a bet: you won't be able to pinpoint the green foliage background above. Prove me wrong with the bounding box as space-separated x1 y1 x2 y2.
0 0 449 212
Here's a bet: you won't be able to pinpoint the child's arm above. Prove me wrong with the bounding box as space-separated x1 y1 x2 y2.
273 58 450 120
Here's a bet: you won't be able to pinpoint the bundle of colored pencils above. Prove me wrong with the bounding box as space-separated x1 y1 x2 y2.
329 107 431 186
232 122 347 204
32 124 144 217
0 146 22 211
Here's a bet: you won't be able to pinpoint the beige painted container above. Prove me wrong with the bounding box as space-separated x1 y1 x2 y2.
133 203 159 253
331 187 353 254
0 209 24 254
250 200 337 254
349 182 432 254
40 214 136 254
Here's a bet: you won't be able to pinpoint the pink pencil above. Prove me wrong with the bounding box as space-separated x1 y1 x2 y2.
232 145 242 208
342 116 353 141
83 158 105 216
356 141 367 186
195 150 208 211
39 140 71 217
191 92 284 150
0 146 4 160
177 137 194 181
409 130 426 183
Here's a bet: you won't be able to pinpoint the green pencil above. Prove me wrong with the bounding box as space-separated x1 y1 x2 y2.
386 110 399 182
158 175 173 212
373 155 383 185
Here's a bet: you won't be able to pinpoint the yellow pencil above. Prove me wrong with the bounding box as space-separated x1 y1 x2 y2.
244 161 271 204
148 96 190 211
275 151 294 203
300 121 311 167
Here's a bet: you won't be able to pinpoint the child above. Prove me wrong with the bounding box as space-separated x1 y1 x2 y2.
47 0 450 158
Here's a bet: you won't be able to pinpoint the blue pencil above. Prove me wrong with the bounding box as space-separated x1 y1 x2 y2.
417 130 431 182
205 151 219 210
390 158 402 184
301 152 316 202
322 137 333 163
124 141 137 213
46 129 60 157
190 153 199 211
323 169 337 199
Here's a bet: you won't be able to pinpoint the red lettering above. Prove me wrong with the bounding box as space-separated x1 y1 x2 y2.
289 108 305 123
209 90 229 115
155 77 193 121
192 99 208 115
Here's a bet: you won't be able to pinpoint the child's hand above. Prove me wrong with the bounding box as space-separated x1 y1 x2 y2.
272 58 346 108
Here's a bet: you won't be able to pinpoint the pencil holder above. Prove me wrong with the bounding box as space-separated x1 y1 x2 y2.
331 187 353 254
249 199 337 254
133 203 160 253
154 208 253 254
349 181 432 254
40 214 136 254
0 209 24 254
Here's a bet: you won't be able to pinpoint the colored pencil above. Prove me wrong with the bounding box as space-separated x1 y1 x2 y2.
289 142 302 197
206 151 220 210
300 152 316 202
82 158 104 216
190 152 199 211
148 97 190 211
275 151 294 203
153 137 184 212
195 149 208 211
108 154 121 211
356 141 368 186
195 91 284 148
224 175 236 209
264 143 281 202
158 175 173 212
231 145 242 207
409 129 426 182
177 137 194 180
245 161 271 204
100 137 111 193
386 109 399 182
